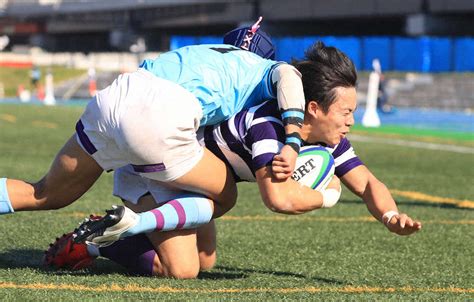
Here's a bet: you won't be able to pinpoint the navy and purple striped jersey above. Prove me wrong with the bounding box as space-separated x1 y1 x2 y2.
197 101 364 182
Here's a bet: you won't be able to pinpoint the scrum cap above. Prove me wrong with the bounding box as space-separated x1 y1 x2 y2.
223 16 275 60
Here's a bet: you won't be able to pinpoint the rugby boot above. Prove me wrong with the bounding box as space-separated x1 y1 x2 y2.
73 205 139 247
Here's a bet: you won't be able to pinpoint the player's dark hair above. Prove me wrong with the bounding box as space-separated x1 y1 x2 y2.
292 41 357 113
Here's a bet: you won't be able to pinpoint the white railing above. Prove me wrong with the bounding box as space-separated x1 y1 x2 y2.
0 49 161 71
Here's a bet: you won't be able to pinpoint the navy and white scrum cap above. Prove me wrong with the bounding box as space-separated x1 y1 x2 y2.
223 16 275 60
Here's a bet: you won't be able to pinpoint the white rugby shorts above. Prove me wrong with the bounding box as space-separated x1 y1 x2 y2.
113 165 184 205
76 68 204 182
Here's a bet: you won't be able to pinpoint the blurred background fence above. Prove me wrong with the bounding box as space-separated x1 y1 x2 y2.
170 35 474 72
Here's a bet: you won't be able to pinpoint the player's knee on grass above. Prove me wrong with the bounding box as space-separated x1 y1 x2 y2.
154 259 200 279
146 228 202 279
124 190 216 279
147 250 200 279
198 251 216 271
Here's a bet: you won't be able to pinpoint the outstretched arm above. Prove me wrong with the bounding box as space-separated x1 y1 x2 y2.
341 165 422 235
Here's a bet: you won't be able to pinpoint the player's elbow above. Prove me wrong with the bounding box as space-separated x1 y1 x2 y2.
262 193 302 214
258 172 311 214
351 173 386 199
273 63 301 80
351 183 367 197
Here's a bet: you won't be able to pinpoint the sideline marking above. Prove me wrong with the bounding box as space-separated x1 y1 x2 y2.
220 216 474 225
221 215 377 222
32 120 58 129
349 134 474 154
66 189 474 222
65 213 473 225
391 190 474 209
0 113 16 123
0 282 472 294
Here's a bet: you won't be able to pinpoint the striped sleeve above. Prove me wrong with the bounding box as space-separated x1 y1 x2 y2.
245 103 285 170
331 138 364 177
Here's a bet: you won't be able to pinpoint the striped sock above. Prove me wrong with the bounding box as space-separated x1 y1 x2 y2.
122 195 213 238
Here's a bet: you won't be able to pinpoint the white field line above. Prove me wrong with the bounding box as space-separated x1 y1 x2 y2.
0 282 472 294
348 134 474 154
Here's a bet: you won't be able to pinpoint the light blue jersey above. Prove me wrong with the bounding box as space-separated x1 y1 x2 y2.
140 44 281 126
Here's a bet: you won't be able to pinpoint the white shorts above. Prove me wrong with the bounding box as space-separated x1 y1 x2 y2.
113 165 185 205
76 69 204 182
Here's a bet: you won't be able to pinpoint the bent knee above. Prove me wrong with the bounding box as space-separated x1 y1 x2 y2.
216 191 237 217
31 179 68 210
155 266 200 279
151 258 200 279
199 254 216 271
31 175 91 210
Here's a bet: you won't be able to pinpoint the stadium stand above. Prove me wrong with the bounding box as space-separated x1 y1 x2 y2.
1 0 474 52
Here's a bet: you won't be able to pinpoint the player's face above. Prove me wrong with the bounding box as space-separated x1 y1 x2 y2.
310 86 357 146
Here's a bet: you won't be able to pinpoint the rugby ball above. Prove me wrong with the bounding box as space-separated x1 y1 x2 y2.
291 146 335 191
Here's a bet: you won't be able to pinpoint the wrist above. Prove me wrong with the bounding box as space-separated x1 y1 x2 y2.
285 132 302 153
281 109 304 128
321 187 341 208
382 210 399 226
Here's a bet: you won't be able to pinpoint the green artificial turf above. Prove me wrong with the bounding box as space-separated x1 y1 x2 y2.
0 104 472 300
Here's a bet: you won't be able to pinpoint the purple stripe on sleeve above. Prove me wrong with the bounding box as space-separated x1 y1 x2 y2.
335 157 364 177
220 121 254 175
233 109 249 139
331 137 351 158
151 209 164 231
204 126 240 182
245 121 284 150
253 153 275 170
168 199 186 229
75 120 97 154
246 102 284 151
252 101 280 120
132 163 166 173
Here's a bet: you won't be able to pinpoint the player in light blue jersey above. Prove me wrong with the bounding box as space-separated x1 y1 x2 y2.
1 17 303 233
45 42 420 278
139 44 278 126
140 17 279 128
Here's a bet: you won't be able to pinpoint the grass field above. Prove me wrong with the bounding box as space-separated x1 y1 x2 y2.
0 103 473 300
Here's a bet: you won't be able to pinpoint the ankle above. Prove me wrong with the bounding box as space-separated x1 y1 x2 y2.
0 178 14 214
